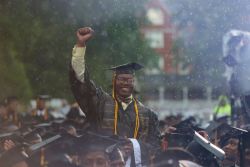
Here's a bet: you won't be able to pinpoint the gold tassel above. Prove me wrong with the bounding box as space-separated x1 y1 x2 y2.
133 98 140 138
44 109 49 121
112 73 118 135
40 148 46 167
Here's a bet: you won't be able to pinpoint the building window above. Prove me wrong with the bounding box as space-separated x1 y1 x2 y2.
144 89 159 100
188 88 206 100
164 88 183 100
158 56 164 70
145 31 164 48
146 8 164 25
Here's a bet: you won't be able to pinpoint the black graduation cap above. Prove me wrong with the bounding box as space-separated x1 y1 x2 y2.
214 127 248 167
77 133 118 155
76 131 130 163
173 117 203 132
218 126 247 147
205 122 229 140
105 144 124 162
108 62 144 74
205 122 247 143
153 148 195 167
163 117 203 148
186 140 221 166
164 130 194 148
77 138 124 167
37 95 50 100
26 133 79 167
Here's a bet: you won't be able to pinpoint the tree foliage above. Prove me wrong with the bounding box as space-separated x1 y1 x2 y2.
0 0 158 101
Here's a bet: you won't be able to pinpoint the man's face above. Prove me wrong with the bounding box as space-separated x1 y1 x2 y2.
80 151 109 167
110 159 125 167
0 106 7 117
115 74 134 98
221 138 239 166
244 148 250 165
109 149 125 167
120 142 133 161
8 100 19 113
37 99 46 110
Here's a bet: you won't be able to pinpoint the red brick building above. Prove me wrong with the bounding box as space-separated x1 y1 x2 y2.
140 0 175 73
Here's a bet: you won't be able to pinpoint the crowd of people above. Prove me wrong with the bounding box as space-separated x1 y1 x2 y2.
1 27 250 167
0 95 250 167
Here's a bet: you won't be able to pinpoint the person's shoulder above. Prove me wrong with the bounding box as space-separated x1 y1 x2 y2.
137 100 158 116
136 100 148 110
96 87 112 101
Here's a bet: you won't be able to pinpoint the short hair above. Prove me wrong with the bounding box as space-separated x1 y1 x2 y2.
5 96 18 106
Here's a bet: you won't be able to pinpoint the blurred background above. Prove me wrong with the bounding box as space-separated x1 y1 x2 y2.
1 0 250 122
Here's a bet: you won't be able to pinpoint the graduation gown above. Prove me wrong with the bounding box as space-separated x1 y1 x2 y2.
69 66 160 146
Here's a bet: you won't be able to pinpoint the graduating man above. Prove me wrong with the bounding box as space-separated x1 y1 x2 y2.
30 95 50 122
69 27 160 145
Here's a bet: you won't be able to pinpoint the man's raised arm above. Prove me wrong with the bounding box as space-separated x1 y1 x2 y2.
70 27 101 122
71 27 94 82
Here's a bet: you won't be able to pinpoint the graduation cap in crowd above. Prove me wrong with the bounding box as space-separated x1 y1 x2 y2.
187 140 220 166
164 129 194 148
76 131 126 166
77 132 120 155
212 125 249 167
205 121 231 141
19 115 42 127
26 132 79 167
37 95 50 100
153 147 197 167
218 126 248 147
0 126 79 166
163 117 203 148
23 132 42 145
173 117 203 132
108 62 144 74
105 143 125 165
184 128 226 166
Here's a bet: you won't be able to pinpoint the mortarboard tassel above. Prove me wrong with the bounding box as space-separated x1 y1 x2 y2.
112 73 118 135
40 148 47 167
44 109 49 121
133 98 140 138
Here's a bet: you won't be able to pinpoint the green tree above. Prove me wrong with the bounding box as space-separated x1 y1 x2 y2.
0 0 158 100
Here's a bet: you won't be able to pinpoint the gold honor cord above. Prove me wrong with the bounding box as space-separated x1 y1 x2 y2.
112 73 140 138
133 98 140 138
112 73 118 135
40 148 46 167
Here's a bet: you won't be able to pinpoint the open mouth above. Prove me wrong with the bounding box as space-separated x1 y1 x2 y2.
121 87 130 91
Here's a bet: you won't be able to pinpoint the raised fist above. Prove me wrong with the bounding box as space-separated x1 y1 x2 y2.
76 27 94 47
